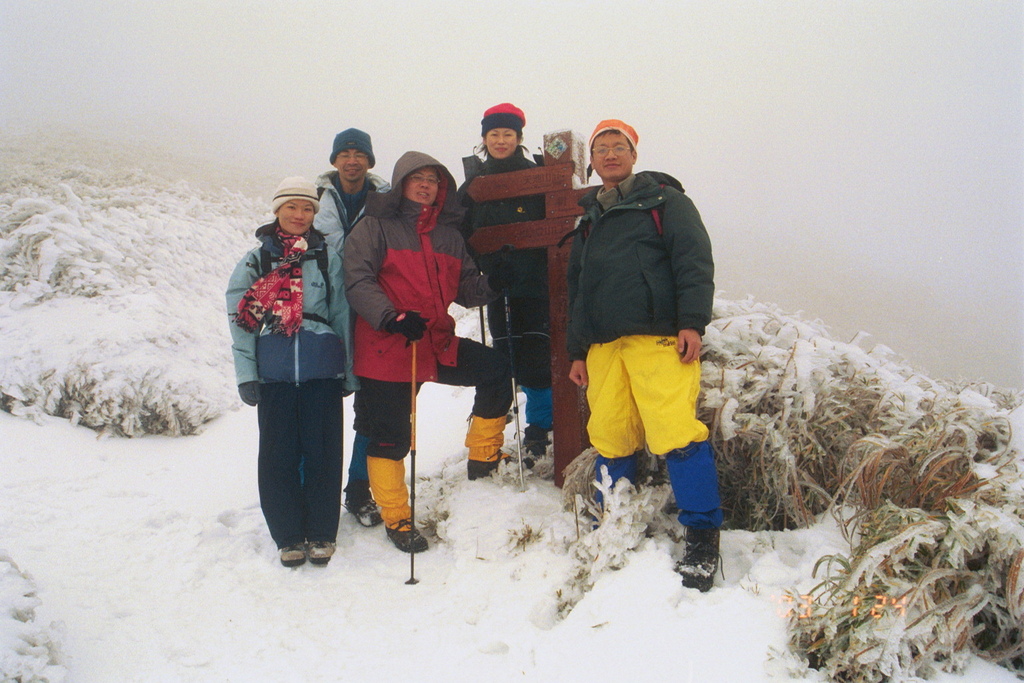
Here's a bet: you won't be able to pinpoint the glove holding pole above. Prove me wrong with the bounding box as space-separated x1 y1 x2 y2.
385 311 428 345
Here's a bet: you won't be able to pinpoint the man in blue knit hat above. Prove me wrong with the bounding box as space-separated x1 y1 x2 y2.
314 128 390 528
315 128 391 250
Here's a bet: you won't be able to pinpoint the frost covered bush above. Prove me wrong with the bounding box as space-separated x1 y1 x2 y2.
0 136 267 435
560 297 1023 679
0 552 65 683
699 298 1024 680
557 450 673 614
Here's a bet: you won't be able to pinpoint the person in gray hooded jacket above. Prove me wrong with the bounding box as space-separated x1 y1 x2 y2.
344 151 514 554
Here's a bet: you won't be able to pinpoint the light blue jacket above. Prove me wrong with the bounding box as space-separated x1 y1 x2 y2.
226 222 357 392
313 171 391 256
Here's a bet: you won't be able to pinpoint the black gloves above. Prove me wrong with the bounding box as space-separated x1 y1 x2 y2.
238 381 261 406
488 258 515 293
385 311 428 342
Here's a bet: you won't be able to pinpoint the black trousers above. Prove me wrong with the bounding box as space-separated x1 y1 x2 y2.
486 296 551 389
354 337 512 460
257 379 344 548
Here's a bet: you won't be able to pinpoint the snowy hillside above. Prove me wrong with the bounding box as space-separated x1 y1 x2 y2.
1 136 1023 682
0 134 267 436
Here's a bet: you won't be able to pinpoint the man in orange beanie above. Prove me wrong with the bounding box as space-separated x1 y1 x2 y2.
567 119 721 592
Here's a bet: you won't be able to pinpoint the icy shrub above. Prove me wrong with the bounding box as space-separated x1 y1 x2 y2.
557 297 1022 679
790 501 1024 682
696 297 1024 680
0 138 266 435
557 448 672 615
0 552 66 683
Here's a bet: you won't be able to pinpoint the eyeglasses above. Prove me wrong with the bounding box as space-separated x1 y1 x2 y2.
592 144 632 158
337 150 369 161
408 173 440 185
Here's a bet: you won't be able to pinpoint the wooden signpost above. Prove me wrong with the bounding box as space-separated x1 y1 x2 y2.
466 130 594 487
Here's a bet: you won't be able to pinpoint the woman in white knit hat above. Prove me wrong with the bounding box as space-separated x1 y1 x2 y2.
226 177 357 568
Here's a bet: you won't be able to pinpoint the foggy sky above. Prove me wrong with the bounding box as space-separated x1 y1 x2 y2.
2 1 1022 387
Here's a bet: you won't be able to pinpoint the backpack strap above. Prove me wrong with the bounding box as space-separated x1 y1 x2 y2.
302 312 330 324
259 248 273 278
315 246 332 309
651 205 663 236
558 217 591 248
650 183 668 236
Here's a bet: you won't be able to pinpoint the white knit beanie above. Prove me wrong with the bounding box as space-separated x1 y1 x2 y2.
271 176 320 214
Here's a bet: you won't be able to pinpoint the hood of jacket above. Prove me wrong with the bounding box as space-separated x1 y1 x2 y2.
365 151 464 227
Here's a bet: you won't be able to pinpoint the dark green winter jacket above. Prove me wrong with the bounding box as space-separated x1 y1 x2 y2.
566 171 714 361
458 150 547 299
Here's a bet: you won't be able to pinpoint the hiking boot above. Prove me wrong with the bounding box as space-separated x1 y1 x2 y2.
279 543 307 568
307 541 336 566
385 519 429 554
467 459 499 480
522 424 550 464
675 527 720 592
467 450 512 481
345 498 384 528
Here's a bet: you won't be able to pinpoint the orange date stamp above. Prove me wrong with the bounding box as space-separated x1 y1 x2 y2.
773 593 908 620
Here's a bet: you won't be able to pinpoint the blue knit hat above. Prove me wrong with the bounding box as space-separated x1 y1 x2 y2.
330 128 375 167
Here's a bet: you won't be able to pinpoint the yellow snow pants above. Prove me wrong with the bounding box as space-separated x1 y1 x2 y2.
585 335 709 458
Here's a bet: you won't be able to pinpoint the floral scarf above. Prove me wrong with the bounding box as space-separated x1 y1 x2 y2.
235 228 307 336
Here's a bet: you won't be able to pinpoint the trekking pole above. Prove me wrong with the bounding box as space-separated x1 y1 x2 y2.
500 245 526 491
406 340 420 586
479 306 487 345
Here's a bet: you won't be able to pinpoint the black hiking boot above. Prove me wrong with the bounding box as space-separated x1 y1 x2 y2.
345 498 384 527
522 424 550 465
386 519 429 554
344 479 383 527
675 527 720 592
467 450 512 481
467 459 498 480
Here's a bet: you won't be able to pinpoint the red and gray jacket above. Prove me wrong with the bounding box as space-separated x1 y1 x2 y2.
343 151 497 382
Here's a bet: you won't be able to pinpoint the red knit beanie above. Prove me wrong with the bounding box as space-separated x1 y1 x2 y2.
481 103 526 136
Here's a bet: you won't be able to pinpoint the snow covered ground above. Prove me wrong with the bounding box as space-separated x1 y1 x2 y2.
2 135 1022 682
3 397 1021 682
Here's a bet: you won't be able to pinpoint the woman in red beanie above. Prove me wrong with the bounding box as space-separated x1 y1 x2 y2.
457 103 553 469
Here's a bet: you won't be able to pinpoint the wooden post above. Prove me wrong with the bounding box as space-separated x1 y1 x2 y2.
467 130 594 487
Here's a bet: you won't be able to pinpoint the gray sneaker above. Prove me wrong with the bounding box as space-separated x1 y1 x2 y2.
307 541 336 566
279 543 307 568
